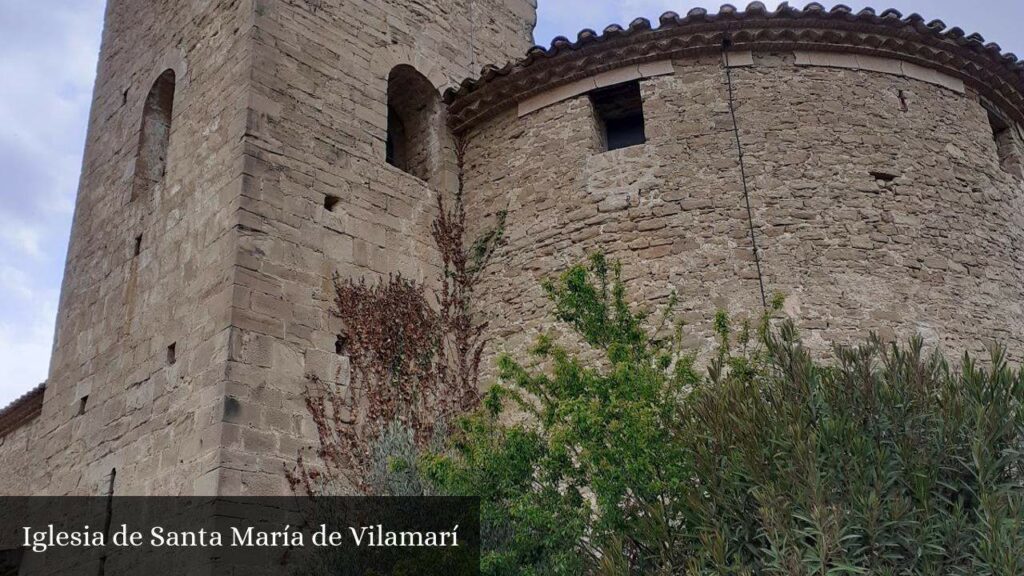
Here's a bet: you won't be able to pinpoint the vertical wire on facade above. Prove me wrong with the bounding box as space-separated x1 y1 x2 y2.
723 41 769 310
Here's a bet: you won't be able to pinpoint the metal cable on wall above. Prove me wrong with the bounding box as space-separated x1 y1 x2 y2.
722 40 768 310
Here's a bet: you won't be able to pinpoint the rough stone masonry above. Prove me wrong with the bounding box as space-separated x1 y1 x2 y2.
1 1 1022 496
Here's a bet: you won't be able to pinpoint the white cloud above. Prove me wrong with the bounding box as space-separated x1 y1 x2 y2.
0 220 44 259
0 274 57 406
0 307 56 408
0 0 102 405
0 265 36 300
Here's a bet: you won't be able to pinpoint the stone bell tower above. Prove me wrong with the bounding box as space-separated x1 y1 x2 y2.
0 0 535 496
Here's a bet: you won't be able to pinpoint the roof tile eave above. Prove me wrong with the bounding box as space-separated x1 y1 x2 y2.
0 382 46 438
444 3 1024 133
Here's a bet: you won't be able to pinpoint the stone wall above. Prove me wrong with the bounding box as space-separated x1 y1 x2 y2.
0 405 44 494
0 0 258 496
463 51 1024 372
211 0 536 495
0 0 536 497
8 0 1024 498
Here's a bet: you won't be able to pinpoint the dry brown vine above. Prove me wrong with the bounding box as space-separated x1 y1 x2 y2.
288 137 505 495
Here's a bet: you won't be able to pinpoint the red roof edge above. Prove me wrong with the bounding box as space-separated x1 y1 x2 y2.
0 382 46 438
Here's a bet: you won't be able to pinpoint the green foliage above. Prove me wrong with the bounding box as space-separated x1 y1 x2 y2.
366 420 429 496
427 255 1024 575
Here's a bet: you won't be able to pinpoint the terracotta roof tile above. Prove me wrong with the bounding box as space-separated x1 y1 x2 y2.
444 2 1024 132
0 382 45 438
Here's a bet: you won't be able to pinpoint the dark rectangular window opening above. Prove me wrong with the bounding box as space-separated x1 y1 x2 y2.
134 234 142 256
324 194 340 212
78 396 88 416
590 81 646 152
988 109 1010 141
984 104 1021 176
167 342 177 365
335 334 348 355
385 105 401 168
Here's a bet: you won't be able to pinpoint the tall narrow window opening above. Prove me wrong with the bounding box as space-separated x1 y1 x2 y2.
131 69 176 202
988 108 1010 144
590 81 647 151
386 65 439 181
386 105 405 168
985 105 1023 177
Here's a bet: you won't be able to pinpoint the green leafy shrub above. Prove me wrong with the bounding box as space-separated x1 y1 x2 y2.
426 254 1024 575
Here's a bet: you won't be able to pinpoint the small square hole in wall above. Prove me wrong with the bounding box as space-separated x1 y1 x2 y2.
78 396 88 416
167 342 176 365
335 334 348 355
590 80 647 152
324 194 340 212
134 234 142 256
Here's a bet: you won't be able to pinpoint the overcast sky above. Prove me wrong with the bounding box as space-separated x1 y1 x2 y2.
0 0 1021 407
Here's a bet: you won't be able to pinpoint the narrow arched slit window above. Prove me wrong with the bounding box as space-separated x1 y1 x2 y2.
386 65 438 181
131 69 176 202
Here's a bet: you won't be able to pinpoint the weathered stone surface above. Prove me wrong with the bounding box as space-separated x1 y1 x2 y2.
0 0 535 496
3 1 1023 500
464 51 1024 387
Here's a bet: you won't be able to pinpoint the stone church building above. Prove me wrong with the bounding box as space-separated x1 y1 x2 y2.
1 1 1022 496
